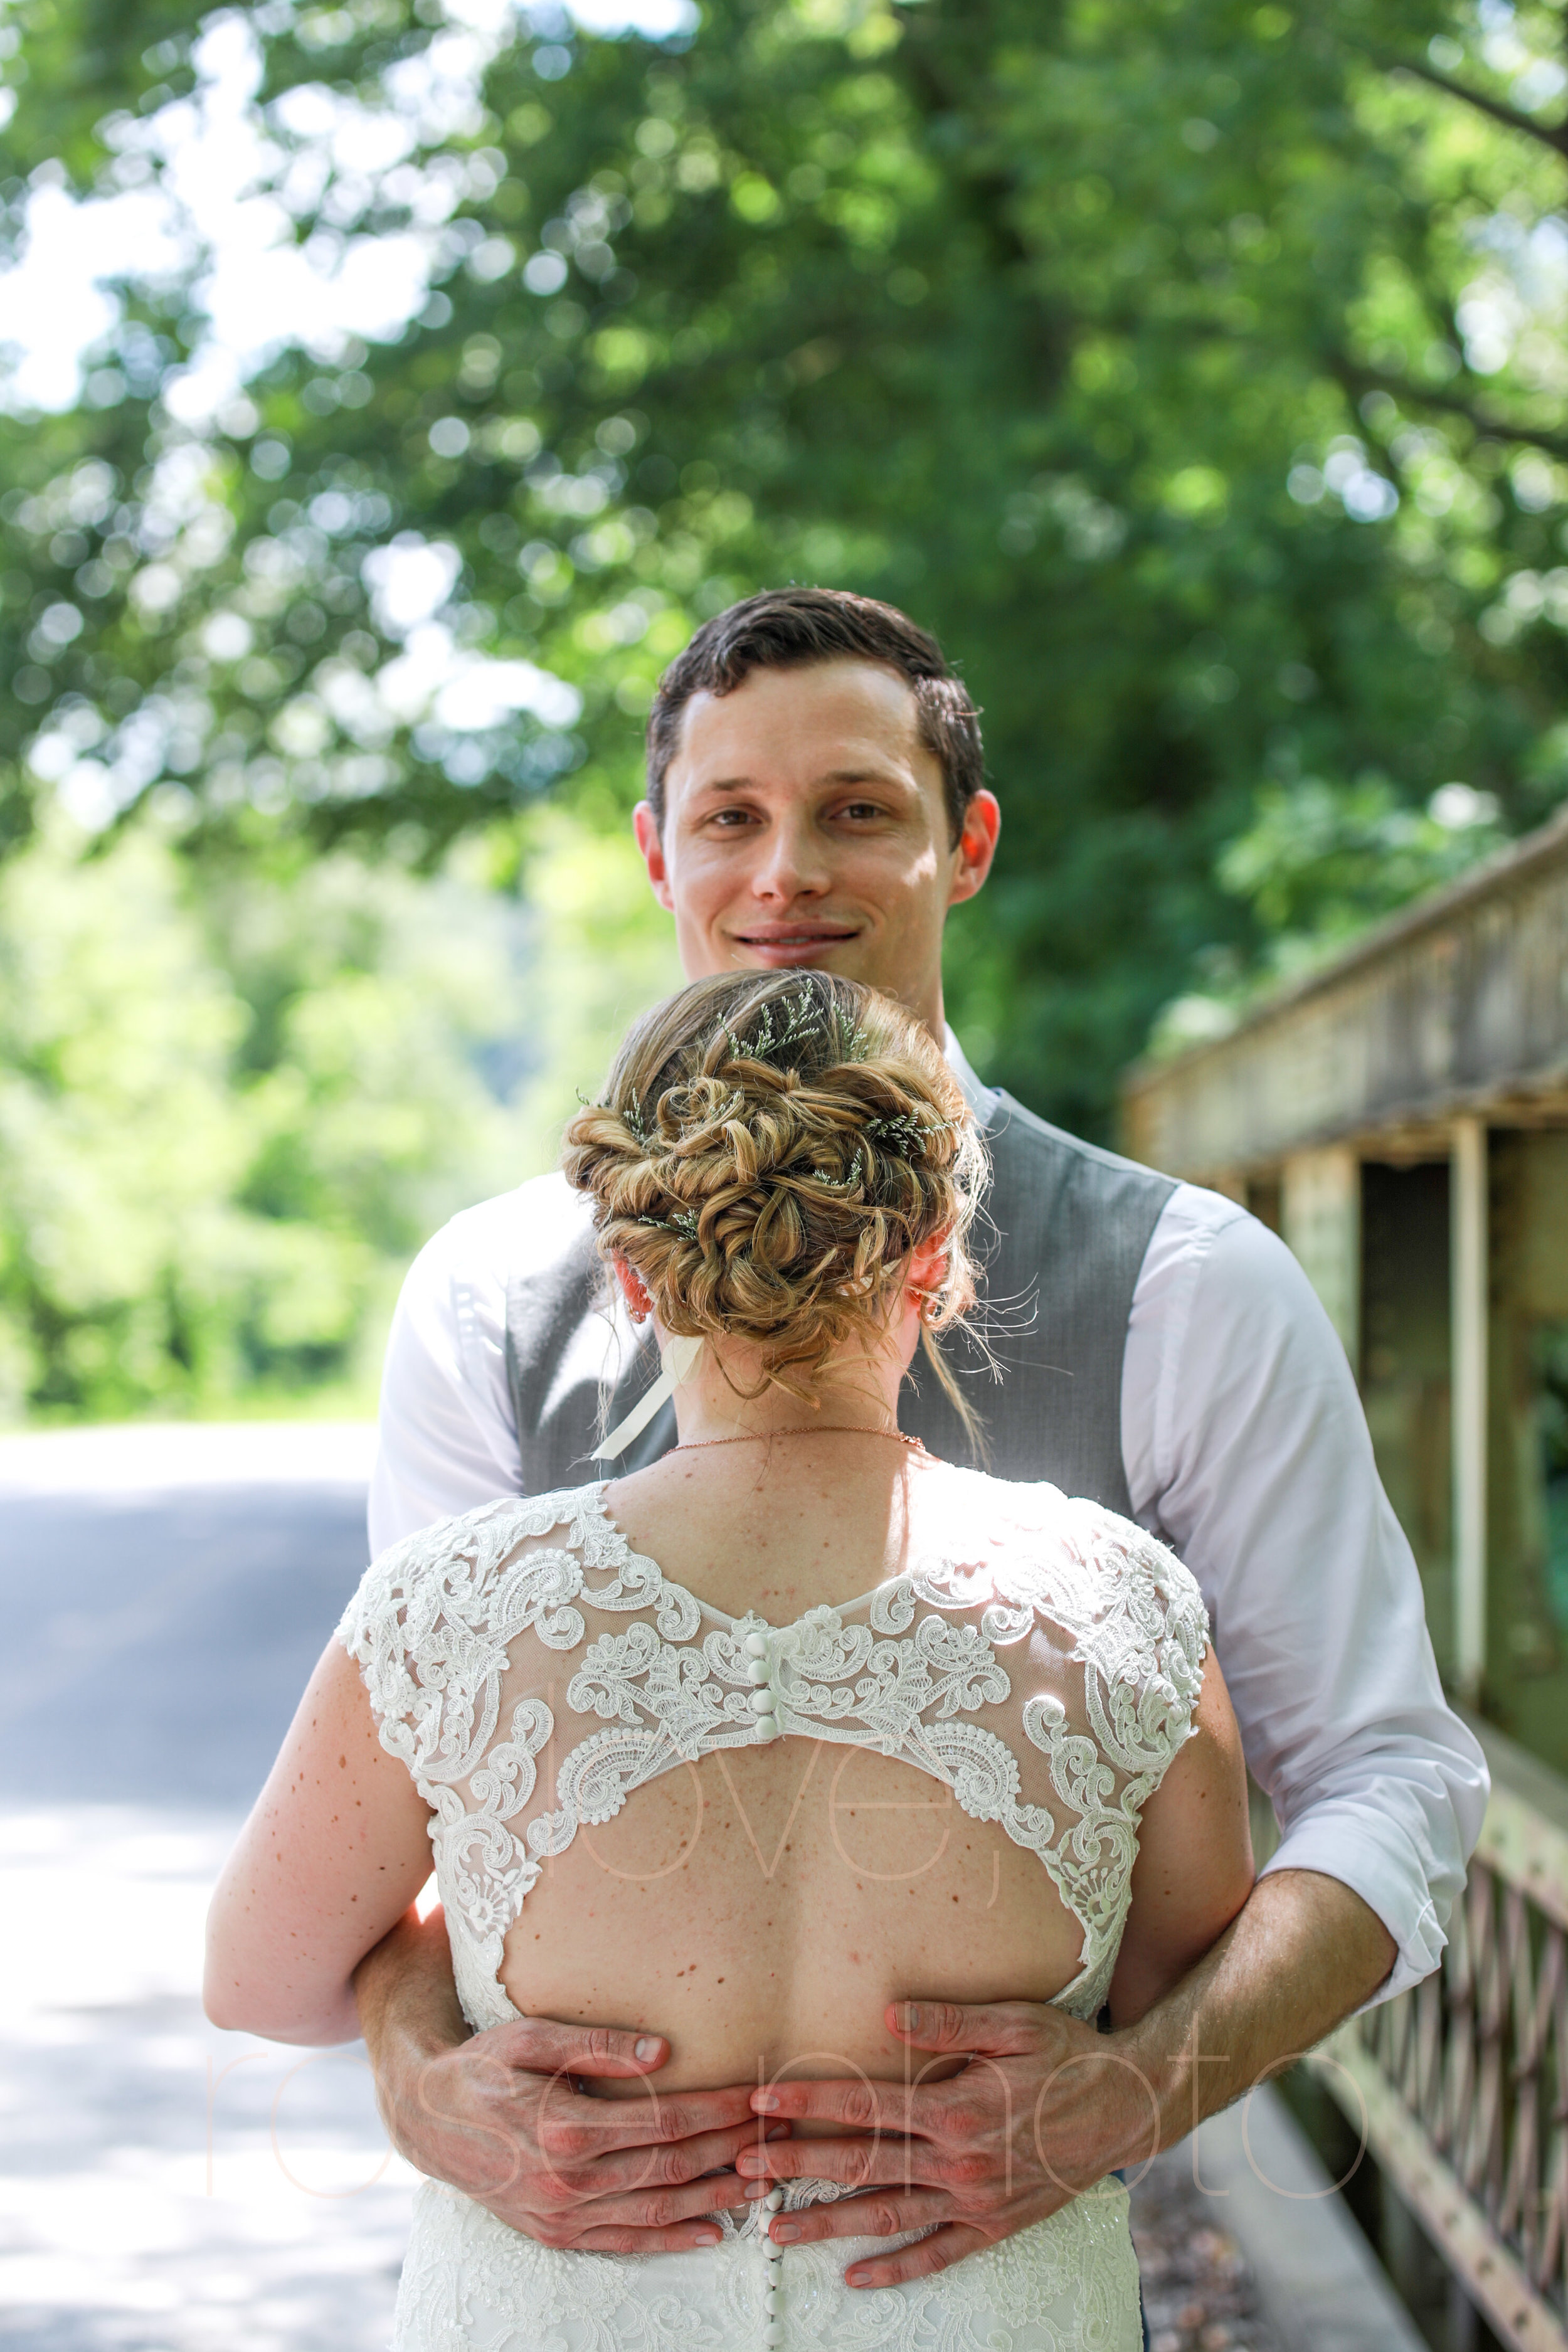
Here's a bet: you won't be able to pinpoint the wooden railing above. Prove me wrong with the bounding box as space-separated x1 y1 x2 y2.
1306 1717 1568 2352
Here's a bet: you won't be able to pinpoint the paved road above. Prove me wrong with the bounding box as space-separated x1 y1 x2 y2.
0 1425 418 2352
1 1424 376 1807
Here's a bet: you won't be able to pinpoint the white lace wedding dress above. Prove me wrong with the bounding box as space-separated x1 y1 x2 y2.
339 1472 1208 2351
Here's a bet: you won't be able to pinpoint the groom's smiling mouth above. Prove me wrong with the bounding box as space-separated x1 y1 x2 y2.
728 921 864 966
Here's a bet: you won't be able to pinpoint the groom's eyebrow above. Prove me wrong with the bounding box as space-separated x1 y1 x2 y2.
692 766 908 795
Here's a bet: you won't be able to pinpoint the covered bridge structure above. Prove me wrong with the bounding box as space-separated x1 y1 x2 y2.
1122 803 1568 2352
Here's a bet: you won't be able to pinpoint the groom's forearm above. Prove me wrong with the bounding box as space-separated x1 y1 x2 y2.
356 1906 470 2080
1125 1868 1396 2150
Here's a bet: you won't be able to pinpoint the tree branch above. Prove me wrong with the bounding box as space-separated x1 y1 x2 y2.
1333 354 1568 462
1067 308 1568 462
1359 45 1568 159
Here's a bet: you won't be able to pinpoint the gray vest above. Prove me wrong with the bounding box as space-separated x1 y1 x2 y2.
504 1094 1175 1515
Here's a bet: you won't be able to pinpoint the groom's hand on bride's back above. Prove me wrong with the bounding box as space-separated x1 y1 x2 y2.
733 1994 1132 2288
734 1874 1396 2290
354 1910 771 2252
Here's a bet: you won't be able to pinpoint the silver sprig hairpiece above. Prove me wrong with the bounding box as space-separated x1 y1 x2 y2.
638 1207 699 1239
831 1005 873 1064
719 985 836 1067
864 1109 959 1158
810 1147 867 1191
580 1085 655 1148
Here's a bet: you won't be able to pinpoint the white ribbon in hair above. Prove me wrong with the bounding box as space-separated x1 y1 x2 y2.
592 1332 704 1460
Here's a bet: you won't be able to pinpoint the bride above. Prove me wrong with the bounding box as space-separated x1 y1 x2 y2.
207 967 1253 2351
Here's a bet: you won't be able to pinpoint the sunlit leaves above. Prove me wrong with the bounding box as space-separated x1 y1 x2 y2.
4 0 1568 1130
0 815 622 1416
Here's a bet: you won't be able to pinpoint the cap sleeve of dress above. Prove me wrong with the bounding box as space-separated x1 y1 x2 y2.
335 1500 524 1799
1057 1492 1212 1802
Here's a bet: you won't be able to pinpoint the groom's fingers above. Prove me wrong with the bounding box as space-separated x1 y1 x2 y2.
538 2077 759 2158
758 2186 953 2256
736 2132 941 2192
494 2018 670 2079
743 2001 1052 2133
746 2076 923 2132
885 1998 1051 2057
539 2170 754 2253
844 2219 991 2289
586 2118 790 2198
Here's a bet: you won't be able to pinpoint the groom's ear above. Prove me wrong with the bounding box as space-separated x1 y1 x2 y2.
947 789 1000 908
634 802 674 910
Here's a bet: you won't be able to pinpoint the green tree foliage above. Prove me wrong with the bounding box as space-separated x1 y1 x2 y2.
4 0 1568 1136
0 805 677 1418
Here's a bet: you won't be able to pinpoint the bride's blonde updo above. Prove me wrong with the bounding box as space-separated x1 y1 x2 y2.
561 970 987 1419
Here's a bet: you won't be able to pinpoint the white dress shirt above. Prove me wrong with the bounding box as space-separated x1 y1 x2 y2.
369 1037 1487 2005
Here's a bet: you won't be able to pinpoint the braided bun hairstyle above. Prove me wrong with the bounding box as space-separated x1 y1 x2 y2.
562 970 987 1429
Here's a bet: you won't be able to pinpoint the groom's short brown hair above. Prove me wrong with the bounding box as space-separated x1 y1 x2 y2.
645 587 984 844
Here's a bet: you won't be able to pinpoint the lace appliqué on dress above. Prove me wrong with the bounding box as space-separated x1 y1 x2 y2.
338 1480 1207 2029
391 2175 1142 2352
337 1474 1204 2352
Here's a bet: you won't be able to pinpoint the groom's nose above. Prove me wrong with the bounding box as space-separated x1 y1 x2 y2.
749 807 832 903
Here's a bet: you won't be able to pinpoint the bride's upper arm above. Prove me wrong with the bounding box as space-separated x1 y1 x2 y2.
1106 1647 1255 2028
204 1634 434 2045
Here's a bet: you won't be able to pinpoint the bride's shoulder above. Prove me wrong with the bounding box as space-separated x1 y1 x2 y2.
916 1459 1075 1539
919 1471 1209 1699
347 1483 611 1618
369 1482 609 1571
338 1482 613 1664
924 1464 1202 1605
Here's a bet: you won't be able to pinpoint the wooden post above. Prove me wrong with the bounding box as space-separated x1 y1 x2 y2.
1281 1147 1362 1374
1451 1117 1488 1707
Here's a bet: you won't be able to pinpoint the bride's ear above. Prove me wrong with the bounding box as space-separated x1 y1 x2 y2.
905 1229 951 1309
612 1256 655 1326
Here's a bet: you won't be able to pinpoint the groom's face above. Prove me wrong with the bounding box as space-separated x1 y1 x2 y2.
633 659 999 1035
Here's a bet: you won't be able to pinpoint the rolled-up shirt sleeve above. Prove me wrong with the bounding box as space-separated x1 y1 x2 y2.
1124 1190 1489 2004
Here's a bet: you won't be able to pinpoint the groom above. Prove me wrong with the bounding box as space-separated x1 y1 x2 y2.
356 587 1486 2287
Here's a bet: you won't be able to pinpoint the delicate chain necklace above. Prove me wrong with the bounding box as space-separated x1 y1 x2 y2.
672 1426 926 1455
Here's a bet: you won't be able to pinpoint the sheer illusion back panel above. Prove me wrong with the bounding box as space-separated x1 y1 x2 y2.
338 1473 1209 2040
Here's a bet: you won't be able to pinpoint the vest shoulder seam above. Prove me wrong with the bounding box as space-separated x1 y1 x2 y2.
986 1093 1178 1193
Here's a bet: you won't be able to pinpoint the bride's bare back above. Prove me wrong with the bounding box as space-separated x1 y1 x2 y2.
506 1449 1096 2112
330 1438 1242 2132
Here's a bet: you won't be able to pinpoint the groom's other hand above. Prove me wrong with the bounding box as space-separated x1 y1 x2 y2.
735 1992 1127 2282
354 1908 771 2252
736 1870 1394 2287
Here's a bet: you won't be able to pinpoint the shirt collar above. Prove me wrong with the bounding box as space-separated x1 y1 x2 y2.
943 1025 994 1119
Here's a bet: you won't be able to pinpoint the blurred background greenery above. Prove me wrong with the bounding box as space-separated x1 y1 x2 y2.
1 0 1565 1421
